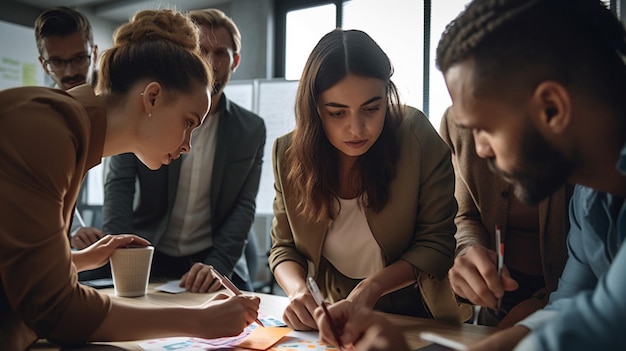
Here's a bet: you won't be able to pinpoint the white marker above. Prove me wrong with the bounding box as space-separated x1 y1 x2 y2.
420 332 468 351
74 208 87 227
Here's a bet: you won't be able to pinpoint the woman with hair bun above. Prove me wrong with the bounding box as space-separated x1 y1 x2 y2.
0 9 259 349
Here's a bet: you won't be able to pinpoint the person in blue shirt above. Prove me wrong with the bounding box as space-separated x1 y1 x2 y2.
315 0 626 350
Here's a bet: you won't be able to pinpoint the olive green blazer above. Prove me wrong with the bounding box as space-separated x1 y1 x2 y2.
269 106 471 322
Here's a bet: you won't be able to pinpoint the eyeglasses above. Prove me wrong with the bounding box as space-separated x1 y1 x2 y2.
42 55 91 72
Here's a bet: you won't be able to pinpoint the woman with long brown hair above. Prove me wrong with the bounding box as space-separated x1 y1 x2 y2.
269 28 469 332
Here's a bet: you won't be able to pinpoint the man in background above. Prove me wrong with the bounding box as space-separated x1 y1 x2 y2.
102 9 266 292
35 6 98 91
34 7 104 252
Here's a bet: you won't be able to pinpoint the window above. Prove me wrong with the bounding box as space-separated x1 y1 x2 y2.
275 0 621 131
428 0 471 130
343 0 425 114
276 0 449 129
285 4 337 80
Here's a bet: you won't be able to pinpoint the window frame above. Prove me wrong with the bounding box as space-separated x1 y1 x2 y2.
273 0 432 115
273 0 343 79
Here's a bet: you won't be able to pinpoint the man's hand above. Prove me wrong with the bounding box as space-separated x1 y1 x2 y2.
315 299 410 351
180 262 223 293
449 245 518 309
70 226 104 249
72 234 151 272
196 294 261 338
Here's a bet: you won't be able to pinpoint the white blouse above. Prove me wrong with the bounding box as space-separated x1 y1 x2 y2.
323 197 385 279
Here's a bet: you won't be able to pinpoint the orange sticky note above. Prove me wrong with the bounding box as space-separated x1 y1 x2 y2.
236 326 292 350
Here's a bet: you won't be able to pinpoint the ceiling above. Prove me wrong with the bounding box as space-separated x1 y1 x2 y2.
11 0 230 23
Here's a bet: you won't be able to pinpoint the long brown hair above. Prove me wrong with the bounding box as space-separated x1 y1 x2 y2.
286 29 404 223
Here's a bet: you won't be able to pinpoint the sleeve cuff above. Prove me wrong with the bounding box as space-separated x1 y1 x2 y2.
516 309 558 331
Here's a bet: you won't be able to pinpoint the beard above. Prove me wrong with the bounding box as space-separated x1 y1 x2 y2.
211 70 232 96
211 80 223 95
487 124 575 205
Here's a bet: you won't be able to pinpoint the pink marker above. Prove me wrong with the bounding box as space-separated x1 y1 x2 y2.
209 266 264 327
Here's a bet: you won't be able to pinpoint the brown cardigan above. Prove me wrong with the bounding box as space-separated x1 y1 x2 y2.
439 106 571 323
0 85 111 349
269 106 471 322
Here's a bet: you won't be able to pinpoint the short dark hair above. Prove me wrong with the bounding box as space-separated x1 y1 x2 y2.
34 6 94 55
436 0 626 109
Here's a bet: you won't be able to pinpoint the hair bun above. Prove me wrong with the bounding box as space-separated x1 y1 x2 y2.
113 9 198 51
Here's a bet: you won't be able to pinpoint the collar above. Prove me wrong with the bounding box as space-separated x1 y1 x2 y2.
214 93 235 118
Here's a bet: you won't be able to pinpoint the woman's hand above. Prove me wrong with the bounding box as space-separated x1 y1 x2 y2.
70 226 104 249
315 300 410 351
92 292 260 341
283 288 319 331
71 234 151 272
198 293 261 338
273 262 319 330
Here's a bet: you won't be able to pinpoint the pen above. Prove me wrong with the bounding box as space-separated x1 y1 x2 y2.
306 277 344 351
209 266 264 327
74 208 87 227
420 332 468 351
495 225 504 310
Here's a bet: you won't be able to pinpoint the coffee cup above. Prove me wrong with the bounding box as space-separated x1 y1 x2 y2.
109 245 154 297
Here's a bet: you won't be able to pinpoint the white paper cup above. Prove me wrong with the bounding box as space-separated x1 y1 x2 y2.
109 246 154 297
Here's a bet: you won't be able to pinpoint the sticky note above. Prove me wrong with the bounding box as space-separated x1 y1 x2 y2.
236 326 292 350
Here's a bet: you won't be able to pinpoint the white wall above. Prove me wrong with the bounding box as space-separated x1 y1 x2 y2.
0 21 45 89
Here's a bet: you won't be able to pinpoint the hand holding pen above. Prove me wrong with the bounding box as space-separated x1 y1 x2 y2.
307 277 345 351
311 294 410 351
209 266 265 327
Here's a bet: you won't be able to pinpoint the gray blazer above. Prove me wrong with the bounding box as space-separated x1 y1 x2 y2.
102 95 266 281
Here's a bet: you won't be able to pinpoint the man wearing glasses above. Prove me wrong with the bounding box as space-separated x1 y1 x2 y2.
35 6 97 91
34 7 105 261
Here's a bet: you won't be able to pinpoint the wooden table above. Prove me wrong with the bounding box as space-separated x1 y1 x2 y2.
32 284 495 350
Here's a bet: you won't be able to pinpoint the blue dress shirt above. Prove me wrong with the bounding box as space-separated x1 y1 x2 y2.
516 143 626 350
